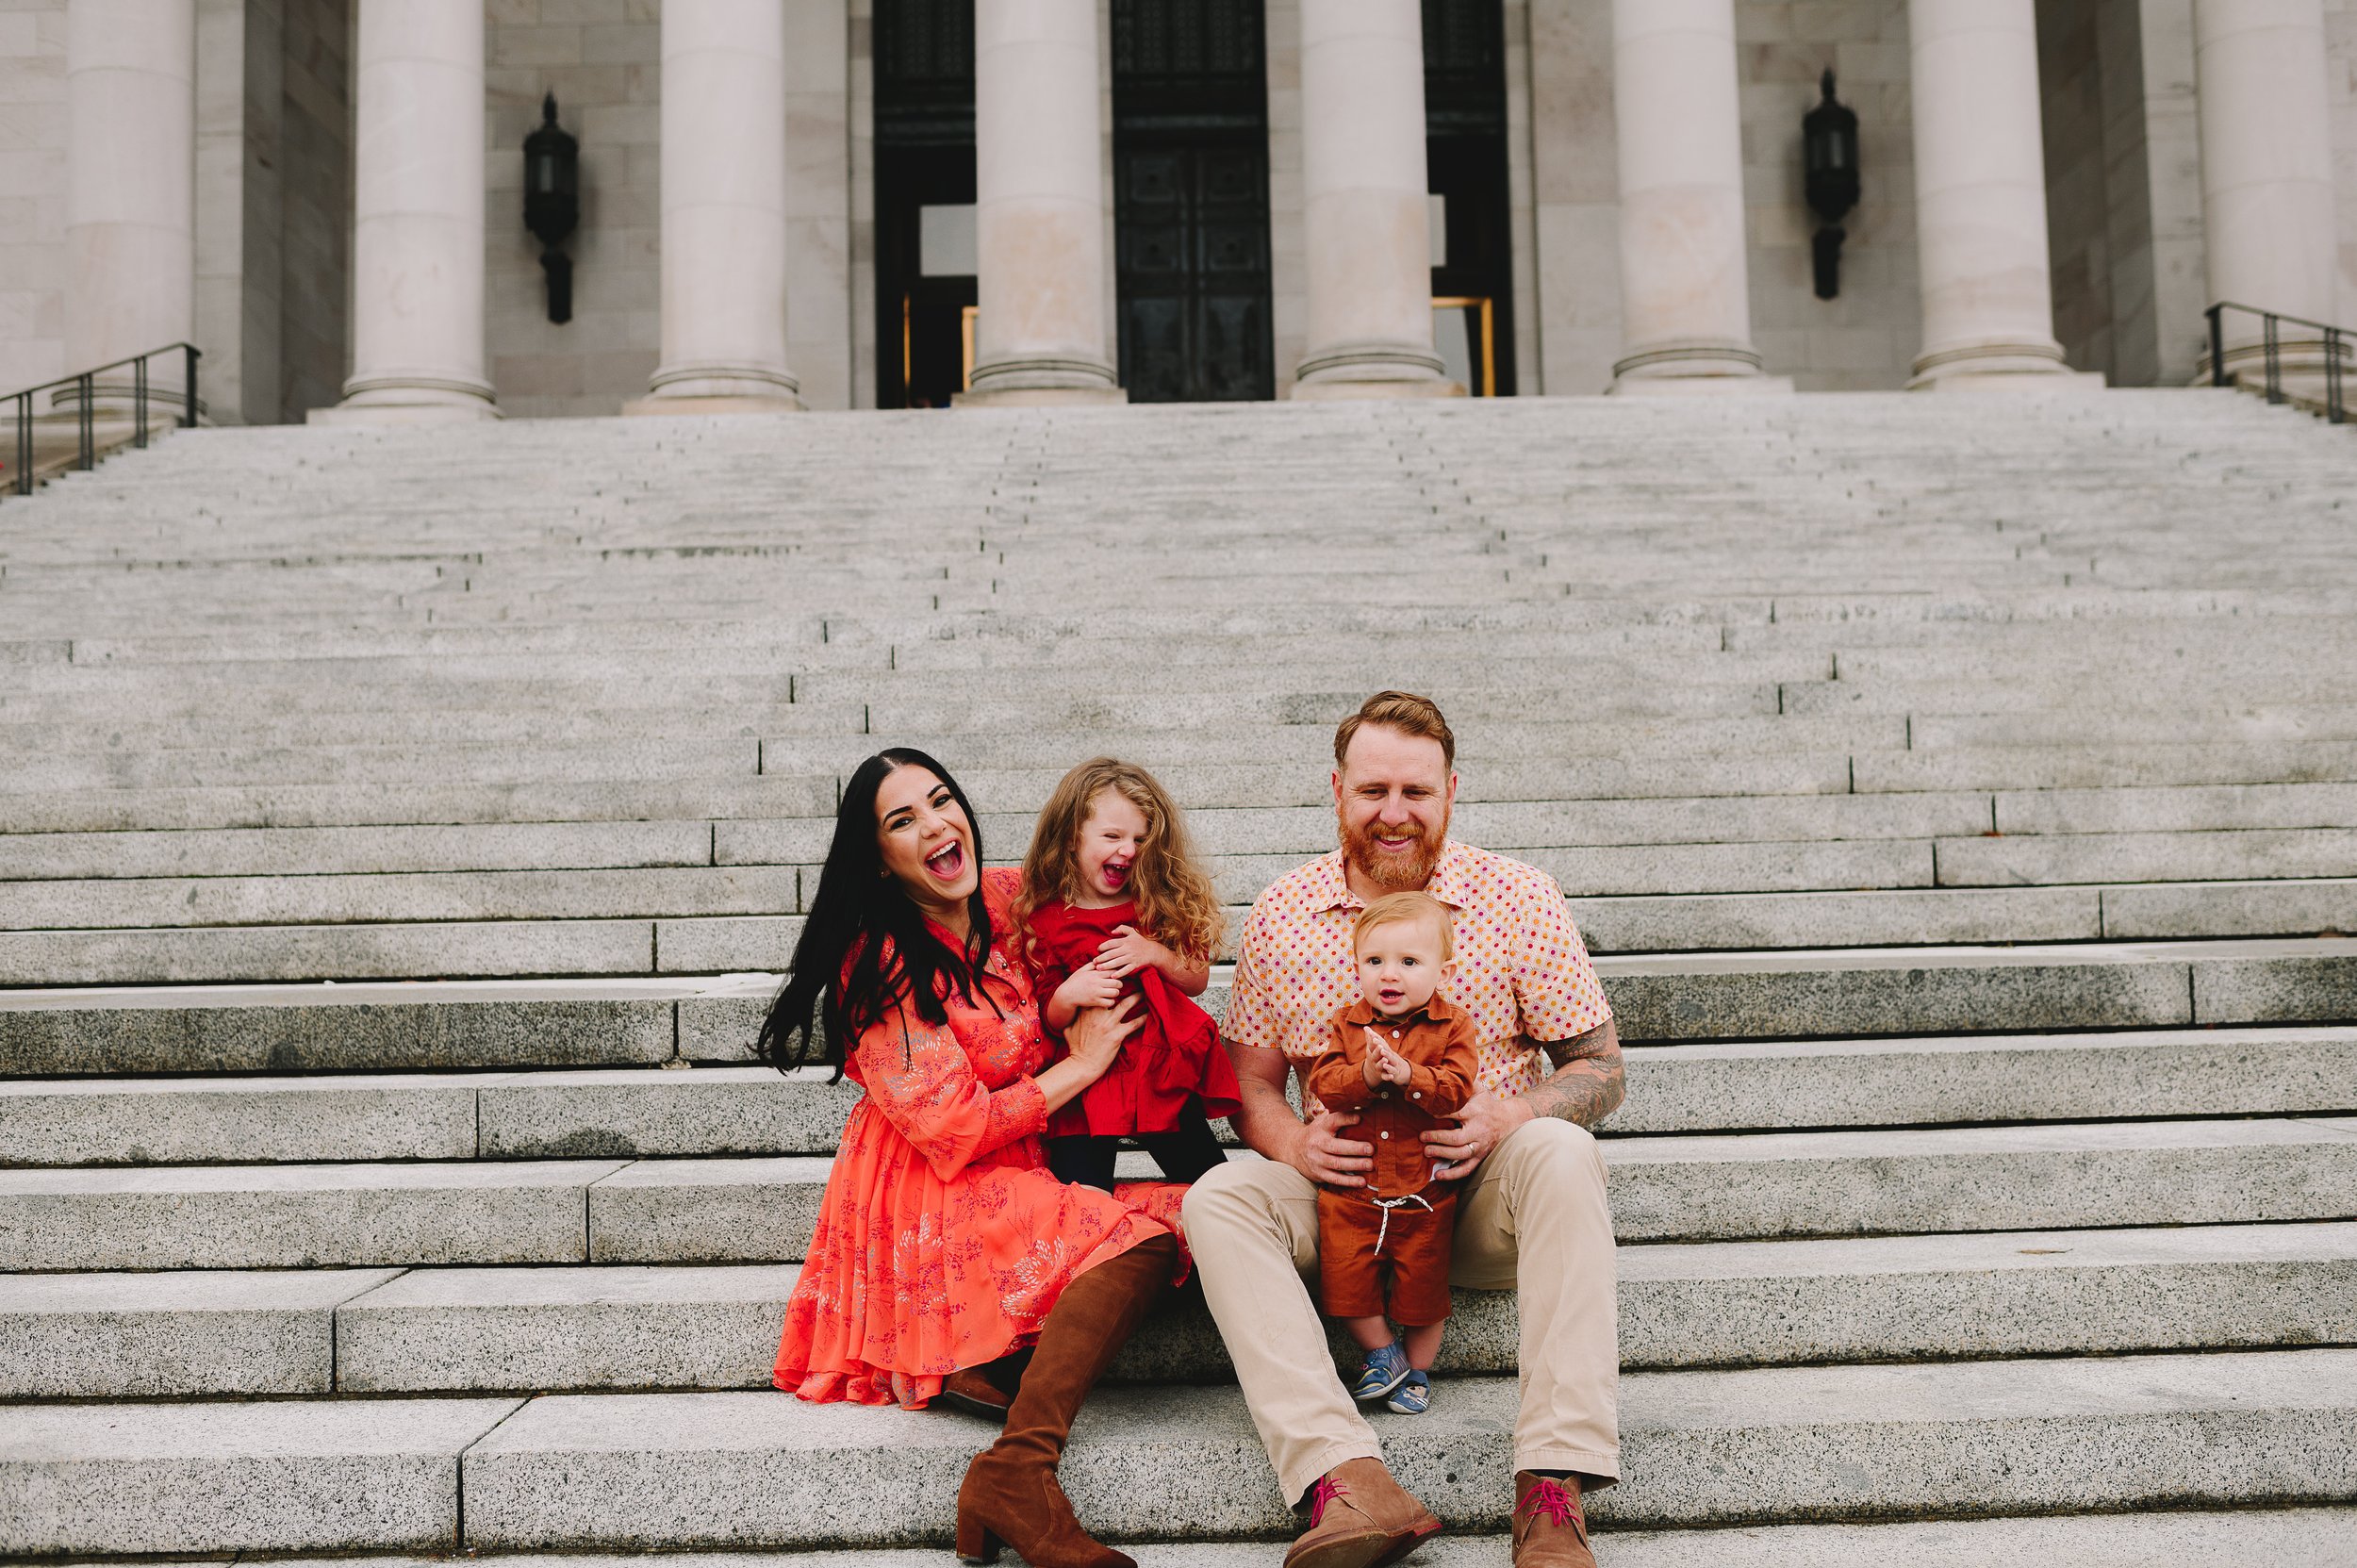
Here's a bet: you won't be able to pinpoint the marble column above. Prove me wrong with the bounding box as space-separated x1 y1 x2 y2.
1608 0 1771 390
961 0 1123 404
2193 0 2342 374
1291 0 1453 398
324 0 497 422
61 0 195 414
1904 0 2076 388
634 0 801 412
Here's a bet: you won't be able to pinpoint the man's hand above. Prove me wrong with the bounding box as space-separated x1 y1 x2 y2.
1293 1108 1374 1188
1421 1090 1532 1181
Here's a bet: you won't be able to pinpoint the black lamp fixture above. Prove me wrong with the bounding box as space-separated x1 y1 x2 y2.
1803 69 1860 301
523 91 580 323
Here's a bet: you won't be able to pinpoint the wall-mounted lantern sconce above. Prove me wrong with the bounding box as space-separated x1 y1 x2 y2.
523 92 579 323
1803 69 1859 300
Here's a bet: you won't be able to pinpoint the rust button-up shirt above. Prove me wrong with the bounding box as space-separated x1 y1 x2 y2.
1304 993 1480 1197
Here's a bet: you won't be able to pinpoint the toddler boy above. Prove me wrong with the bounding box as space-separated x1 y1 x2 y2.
1305 890 1478 1414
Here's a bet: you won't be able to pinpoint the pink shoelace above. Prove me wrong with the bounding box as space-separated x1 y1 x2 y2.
1305 1476 1349 1527
1517 1477 1586 1536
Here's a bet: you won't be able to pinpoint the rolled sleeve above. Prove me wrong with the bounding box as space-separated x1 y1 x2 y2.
1219 915 1286 1052
1513 873 1613 1044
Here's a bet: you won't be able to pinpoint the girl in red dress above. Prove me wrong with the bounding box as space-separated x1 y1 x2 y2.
765 748 1181 1568
1014 758 1243 1193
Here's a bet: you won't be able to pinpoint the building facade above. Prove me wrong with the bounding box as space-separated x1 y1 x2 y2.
3 0 2354 421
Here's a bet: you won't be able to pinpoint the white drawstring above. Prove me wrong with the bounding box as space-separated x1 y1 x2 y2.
1368 1191 1435 1257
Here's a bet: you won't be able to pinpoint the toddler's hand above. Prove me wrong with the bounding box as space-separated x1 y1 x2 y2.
1363 1028 1414 1085
1055 966 1123 1015
1094 925 1166 979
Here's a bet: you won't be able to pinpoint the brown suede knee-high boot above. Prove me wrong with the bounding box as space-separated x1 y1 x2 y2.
954 1232 1178 1567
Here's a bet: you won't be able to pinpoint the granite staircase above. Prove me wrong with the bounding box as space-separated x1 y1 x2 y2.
3 390 2355 1565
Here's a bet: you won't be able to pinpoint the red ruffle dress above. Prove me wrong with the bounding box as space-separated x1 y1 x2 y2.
772 868 1189 1410
1027 898 1244 1139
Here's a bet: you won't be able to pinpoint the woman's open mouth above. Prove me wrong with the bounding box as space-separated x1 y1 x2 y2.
924 839 967 882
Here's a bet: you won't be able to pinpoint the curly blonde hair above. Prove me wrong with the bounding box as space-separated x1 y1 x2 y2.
1015 758 1226 963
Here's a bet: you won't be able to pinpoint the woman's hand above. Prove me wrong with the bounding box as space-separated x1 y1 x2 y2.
1062 994 1144 1081
1094 925 1171 980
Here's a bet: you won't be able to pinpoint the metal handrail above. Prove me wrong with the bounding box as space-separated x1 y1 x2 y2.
5 343 201 498
2206 302 2348 425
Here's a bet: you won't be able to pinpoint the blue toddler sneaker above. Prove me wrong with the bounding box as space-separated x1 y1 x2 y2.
1349 1341 1410 1402
1386 1369 1431 1414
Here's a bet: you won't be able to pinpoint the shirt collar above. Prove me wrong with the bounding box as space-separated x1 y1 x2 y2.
1342 989 1459 1029
1313 840 1475 914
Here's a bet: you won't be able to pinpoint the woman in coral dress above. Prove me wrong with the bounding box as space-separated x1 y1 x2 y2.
765 747 1183 1568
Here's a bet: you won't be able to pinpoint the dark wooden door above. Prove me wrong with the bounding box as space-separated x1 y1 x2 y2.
1112 0 1274 402
874 0 976 409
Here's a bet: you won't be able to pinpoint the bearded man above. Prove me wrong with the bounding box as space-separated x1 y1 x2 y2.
1182 690 1624 1568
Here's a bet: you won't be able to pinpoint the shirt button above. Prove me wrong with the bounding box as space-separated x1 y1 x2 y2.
1410 1091 1422 1099
1379 1131 1390 1139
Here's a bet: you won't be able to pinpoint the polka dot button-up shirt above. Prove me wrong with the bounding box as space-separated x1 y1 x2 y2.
1223 840 1613 1111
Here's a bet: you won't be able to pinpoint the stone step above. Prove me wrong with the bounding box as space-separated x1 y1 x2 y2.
0 866 801 931
10 1349 2349 1555
1937 827 2357 886
8 1026 2350 1166
4 1118 2349 1270
124 1512 2357 1568
8 1222 2349 1399
5 937 2350 1071
0 793 1999 882
8 875 2356 988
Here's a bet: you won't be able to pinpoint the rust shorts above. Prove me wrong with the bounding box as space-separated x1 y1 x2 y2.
1315 1185 1458 1327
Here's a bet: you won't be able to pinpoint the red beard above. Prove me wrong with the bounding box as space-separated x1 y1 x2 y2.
1340 810 1448 893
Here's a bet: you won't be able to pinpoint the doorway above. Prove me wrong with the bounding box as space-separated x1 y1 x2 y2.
874 0 977 408
1112 0 1276 403
1423 0 1513 395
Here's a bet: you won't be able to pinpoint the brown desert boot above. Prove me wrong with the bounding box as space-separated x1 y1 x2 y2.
1510 1472 1596 1568
1280 1458 1442 1568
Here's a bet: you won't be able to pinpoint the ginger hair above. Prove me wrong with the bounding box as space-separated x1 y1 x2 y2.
1334 690 1457 772
1015 758 1226 963
1353 890 1455 962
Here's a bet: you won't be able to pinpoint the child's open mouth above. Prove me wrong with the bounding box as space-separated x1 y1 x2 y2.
924 840 966 882
1100 861 1131 890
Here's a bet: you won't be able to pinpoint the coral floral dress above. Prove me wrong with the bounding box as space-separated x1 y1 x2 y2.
773 868 1188 1410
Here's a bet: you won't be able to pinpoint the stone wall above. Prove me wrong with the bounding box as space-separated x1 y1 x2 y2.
2331 0 2357 328
480 0 850 419
276 0 349 422
483 0 661 421
2042 0 2115 376
1529 0 1922 395
0 0 65 395
1737 0 1920 392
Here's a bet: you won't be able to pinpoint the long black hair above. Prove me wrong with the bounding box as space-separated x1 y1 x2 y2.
759 749 996 1075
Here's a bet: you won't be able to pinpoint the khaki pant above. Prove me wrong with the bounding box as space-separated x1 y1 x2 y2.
1181 1117 1619 1505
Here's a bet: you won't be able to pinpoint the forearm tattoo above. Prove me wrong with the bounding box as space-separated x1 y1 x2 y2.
1520 1019 1625 1130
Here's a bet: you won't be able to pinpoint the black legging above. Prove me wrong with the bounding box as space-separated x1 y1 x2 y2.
1046 1110 1228 1192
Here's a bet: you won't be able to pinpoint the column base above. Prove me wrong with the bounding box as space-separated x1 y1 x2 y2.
312 377 501 425
952 386 1129 407
1611 339 1770 388
960 355 1124 404
1291 341 1457 400
1611 374 1794 397
622 393 804 417
635 364 803 411
1907 338 2087 390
